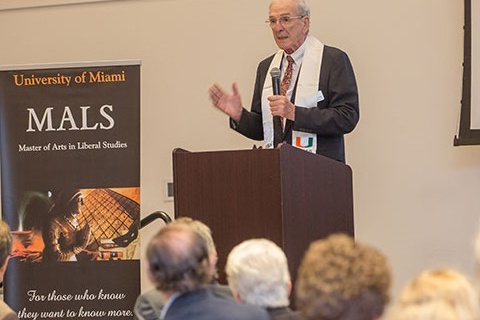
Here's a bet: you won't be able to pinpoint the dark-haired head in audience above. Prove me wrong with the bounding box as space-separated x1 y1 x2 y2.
144 221 270 320
134 217 233 320
296 233 392 320
387 268 480 320
226 238 302 320
0 220 18 320
173 217 218 277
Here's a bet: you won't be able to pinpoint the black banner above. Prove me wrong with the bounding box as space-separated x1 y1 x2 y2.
0 63 140 319
456 0 480 145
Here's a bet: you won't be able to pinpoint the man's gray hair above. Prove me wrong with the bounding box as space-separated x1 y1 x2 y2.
296 0 310 18
0 221 12 267
226 239 290 308
270 0 311 18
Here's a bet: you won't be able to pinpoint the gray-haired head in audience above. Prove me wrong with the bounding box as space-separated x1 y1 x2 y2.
226 238 291 308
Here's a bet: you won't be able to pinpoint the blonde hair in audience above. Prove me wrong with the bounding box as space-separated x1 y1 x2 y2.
0 221 12 267
296 233 391 320
388 268 480 320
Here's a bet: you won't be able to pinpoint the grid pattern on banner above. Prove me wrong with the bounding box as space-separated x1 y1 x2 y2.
79 189 139 242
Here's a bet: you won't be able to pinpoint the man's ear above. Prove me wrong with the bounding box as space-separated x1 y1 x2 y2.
287 279 292 298
208 252 217 269
302 16 310 34
213 248 218 263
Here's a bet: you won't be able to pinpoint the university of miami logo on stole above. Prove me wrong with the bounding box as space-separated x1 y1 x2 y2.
293 132 317 153
295 137 313 148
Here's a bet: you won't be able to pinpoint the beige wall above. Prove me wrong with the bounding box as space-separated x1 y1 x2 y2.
0 0 479 301
0 0 115 11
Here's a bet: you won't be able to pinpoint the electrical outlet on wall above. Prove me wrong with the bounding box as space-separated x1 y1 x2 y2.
165 180 174 202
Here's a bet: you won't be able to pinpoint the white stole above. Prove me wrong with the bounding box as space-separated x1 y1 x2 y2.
261 35 324 153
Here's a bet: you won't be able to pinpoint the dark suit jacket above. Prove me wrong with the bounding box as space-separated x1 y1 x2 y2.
133 284 233 320
267 307 304 320
164 288 270 320
232 45 359 162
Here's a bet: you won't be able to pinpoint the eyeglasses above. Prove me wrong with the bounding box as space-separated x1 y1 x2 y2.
265 15 304 28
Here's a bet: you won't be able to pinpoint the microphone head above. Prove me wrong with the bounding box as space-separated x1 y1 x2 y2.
270 67 281 79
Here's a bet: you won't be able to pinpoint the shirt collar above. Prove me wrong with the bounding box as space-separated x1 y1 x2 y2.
283 38 307 65
159 292 182 320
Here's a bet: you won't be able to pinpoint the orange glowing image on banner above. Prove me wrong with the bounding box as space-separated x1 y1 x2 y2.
11 230 44 262
11 187 140 262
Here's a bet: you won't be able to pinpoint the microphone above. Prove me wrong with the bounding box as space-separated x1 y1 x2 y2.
270 68 283 145
270 67 281 95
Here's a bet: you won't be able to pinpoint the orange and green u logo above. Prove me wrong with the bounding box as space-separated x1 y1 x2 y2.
295 137 314 148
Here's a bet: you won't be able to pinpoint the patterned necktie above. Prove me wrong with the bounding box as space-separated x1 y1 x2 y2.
281 55 294 96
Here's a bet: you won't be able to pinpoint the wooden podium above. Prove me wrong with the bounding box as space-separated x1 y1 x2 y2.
173 144 354 284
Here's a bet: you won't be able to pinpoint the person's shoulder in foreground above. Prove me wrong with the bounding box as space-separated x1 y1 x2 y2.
133 289 162 320
268 306 303 320
0 300 18 320
165 287 270 320
133 282 233 320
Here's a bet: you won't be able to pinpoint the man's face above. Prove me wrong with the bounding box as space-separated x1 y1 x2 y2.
269 0 309 54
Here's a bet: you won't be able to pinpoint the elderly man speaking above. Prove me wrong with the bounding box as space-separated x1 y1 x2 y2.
209 0 359 162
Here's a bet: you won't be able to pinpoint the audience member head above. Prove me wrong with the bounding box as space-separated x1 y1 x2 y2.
171 217 219 279
388 268 480 320
146 223 212 294
171 217 216 258
226 238 291 308
296 233 392 320
0 221 12 281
